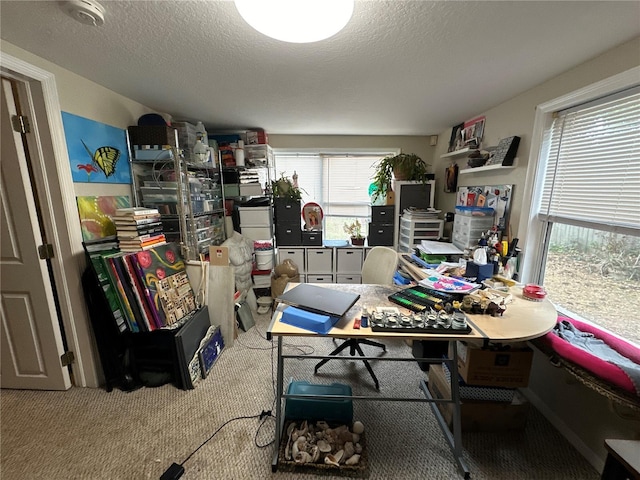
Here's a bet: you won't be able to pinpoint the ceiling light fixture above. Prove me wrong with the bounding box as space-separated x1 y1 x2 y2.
234 0 354 43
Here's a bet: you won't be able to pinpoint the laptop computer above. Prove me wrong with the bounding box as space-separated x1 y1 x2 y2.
276 283 360 318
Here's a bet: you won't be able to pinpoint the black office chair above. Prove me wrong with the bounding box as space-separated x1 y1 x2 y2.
314 246 398 389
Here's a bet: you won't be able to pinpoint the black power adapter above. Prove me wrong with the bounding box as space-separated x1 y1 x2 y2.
160 462 184 480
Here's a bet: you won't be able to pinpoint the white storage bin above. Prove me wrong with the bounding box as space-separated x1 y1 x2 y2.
277 248 305 272
306 248 333 274
238 206 271 226
336 249 363 273
239 183 263 197
241 225 273 241
336 274 361 284
306 274 333 283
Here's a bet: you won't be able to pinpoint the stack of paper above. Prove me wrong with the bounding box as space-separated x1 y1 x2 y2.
418 240 464 255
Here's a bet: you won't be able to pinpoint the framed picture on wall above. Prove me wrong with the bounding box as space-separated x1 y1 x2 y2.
62 112 131 184
448 122 464 152
461 116 486 149
444 164 458 193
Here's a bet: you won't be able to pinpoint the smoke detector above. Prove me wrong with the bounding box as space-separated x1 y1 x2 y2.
61 0 106 27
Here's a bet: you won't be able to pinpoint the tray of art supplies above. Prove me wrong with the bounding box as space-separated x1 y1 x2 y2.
369 306 472 334
388 285 459 312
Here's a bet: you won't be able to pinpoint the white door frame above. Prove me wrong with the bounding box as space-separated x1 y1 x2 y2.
1 52 100 387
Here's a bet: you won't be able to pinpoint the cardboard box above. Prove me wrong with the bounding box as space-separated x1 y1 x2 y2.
428 364 529 432
453 341 533 388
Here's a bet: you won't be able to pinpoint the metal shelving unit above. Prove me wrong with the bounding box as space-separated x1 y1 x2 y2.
127 126 226 261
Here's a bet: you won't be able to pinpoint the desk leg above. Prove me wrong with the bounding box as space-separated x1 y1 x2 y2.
271 336 284 472
420 340 470 479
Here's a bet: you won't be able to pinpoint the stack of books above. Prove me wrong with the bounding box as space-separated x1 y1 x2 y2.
113 207 166 252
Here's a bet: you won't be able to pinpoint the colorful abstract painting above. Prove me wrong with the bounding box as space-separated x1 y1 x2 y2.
76 195 130 241
62 112 131 183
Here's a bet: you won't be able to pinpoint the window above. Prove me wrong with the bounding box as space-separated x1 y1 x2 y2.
524 73 640 346
274 150 395 239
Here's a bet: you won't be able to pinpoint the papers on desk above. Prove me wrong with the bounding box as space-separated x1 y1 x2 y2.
418 240 464 255
418 269 480 293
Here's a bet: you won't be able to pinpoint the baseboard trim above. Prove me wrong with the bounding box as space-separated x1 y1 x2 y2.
521 387 605 473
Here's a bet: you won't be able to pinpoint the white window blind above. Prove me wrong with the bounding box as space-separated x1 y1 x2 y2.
322 156 379 217
273 154 322 205
539 86 640 235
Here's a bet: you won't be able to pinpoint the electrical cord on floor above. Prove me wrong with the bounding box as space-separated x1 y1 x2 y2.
159 410 275 480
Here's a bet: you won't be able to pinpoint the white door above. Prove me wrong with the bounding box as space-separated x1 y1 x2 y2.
0 76 71 390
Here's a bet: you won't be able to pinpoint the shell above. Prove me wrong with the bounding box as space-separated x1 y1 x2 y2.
343 441 355 460
334 449 344 464
352 433 360 443
294 451 312 464
292 436 306 458
352 421 365 434
345 454 361 465
324 454 340 467
310 446 320 463
317 440 332 453
354 443 363 454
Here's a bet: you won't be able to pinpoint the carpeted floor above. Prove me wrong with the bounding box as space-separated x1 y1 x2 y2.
0 311 598 480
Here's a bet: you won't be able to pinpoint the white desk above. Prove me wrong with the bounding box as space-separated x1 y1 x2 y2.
267 283 557 478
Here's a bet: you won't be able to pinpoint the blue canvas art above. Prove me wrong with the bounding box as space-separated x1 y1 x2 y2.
62 112 131 184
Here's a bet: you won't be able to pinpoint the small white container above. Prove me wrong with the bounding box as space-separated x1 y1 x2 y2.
255 249 274 270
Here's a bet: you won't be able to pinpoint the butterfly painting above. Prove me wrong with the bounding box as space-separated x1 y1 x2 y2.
81 140 120 177
62 112 131 184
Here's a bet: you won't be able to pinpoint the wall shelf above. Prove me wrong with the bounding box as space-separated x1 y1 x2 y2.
440 147 477 159
459 162 517 175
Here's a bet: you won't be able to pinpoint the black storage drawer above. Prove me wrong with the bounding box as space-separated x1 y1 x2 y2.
302 230 323 246
371 205 394 223
274 198 301 223
368 222 394 246
276 224 302 246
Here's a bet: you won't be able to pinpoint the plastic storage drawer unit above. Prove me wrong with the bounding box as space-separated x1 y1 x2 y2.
284 381 353 424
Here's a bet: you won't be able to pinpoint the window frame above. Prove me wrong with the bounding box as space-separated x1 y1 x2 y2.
519 66 640 286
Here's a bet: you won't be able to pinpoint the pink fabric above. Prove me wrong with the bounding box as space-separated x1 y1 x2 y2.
540 316 640 395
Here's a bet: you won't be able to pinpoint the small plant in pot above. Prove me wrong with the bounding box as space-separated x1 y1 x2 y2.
270 173 303 202
371 153 431 202
344 219 365 246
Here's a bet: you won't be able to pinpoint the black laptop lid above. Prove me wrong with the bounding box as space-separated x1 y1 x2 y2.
276 284 360 318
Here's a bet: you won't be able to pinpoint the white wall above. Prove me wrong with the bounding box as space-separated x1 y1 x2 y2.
1 40 150 199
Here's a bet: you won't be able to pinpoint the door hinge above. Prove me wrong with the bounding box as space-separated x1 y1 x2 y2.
11 114 31 134
60 351 75 367
38 244 55 260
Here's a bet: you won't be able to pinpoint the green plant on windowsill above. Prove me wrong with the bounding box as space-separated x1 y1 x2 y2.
371 153 431 201
270 173 303 202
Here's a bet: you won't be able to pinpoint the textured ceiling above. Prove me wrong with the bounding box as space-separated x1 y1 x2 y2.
1 1 639 135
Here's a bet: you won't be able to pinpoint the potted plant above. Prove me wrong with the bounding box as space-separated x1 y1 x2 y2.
270 173 303 202
344 219 365 245
371 153 431 202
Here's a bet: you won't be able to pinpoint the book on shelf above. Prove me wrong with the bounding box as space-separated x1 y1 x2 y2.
118 233 166 247
115 207 160 217
116 222 163 238
120 241 167 253
113 215 162 226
